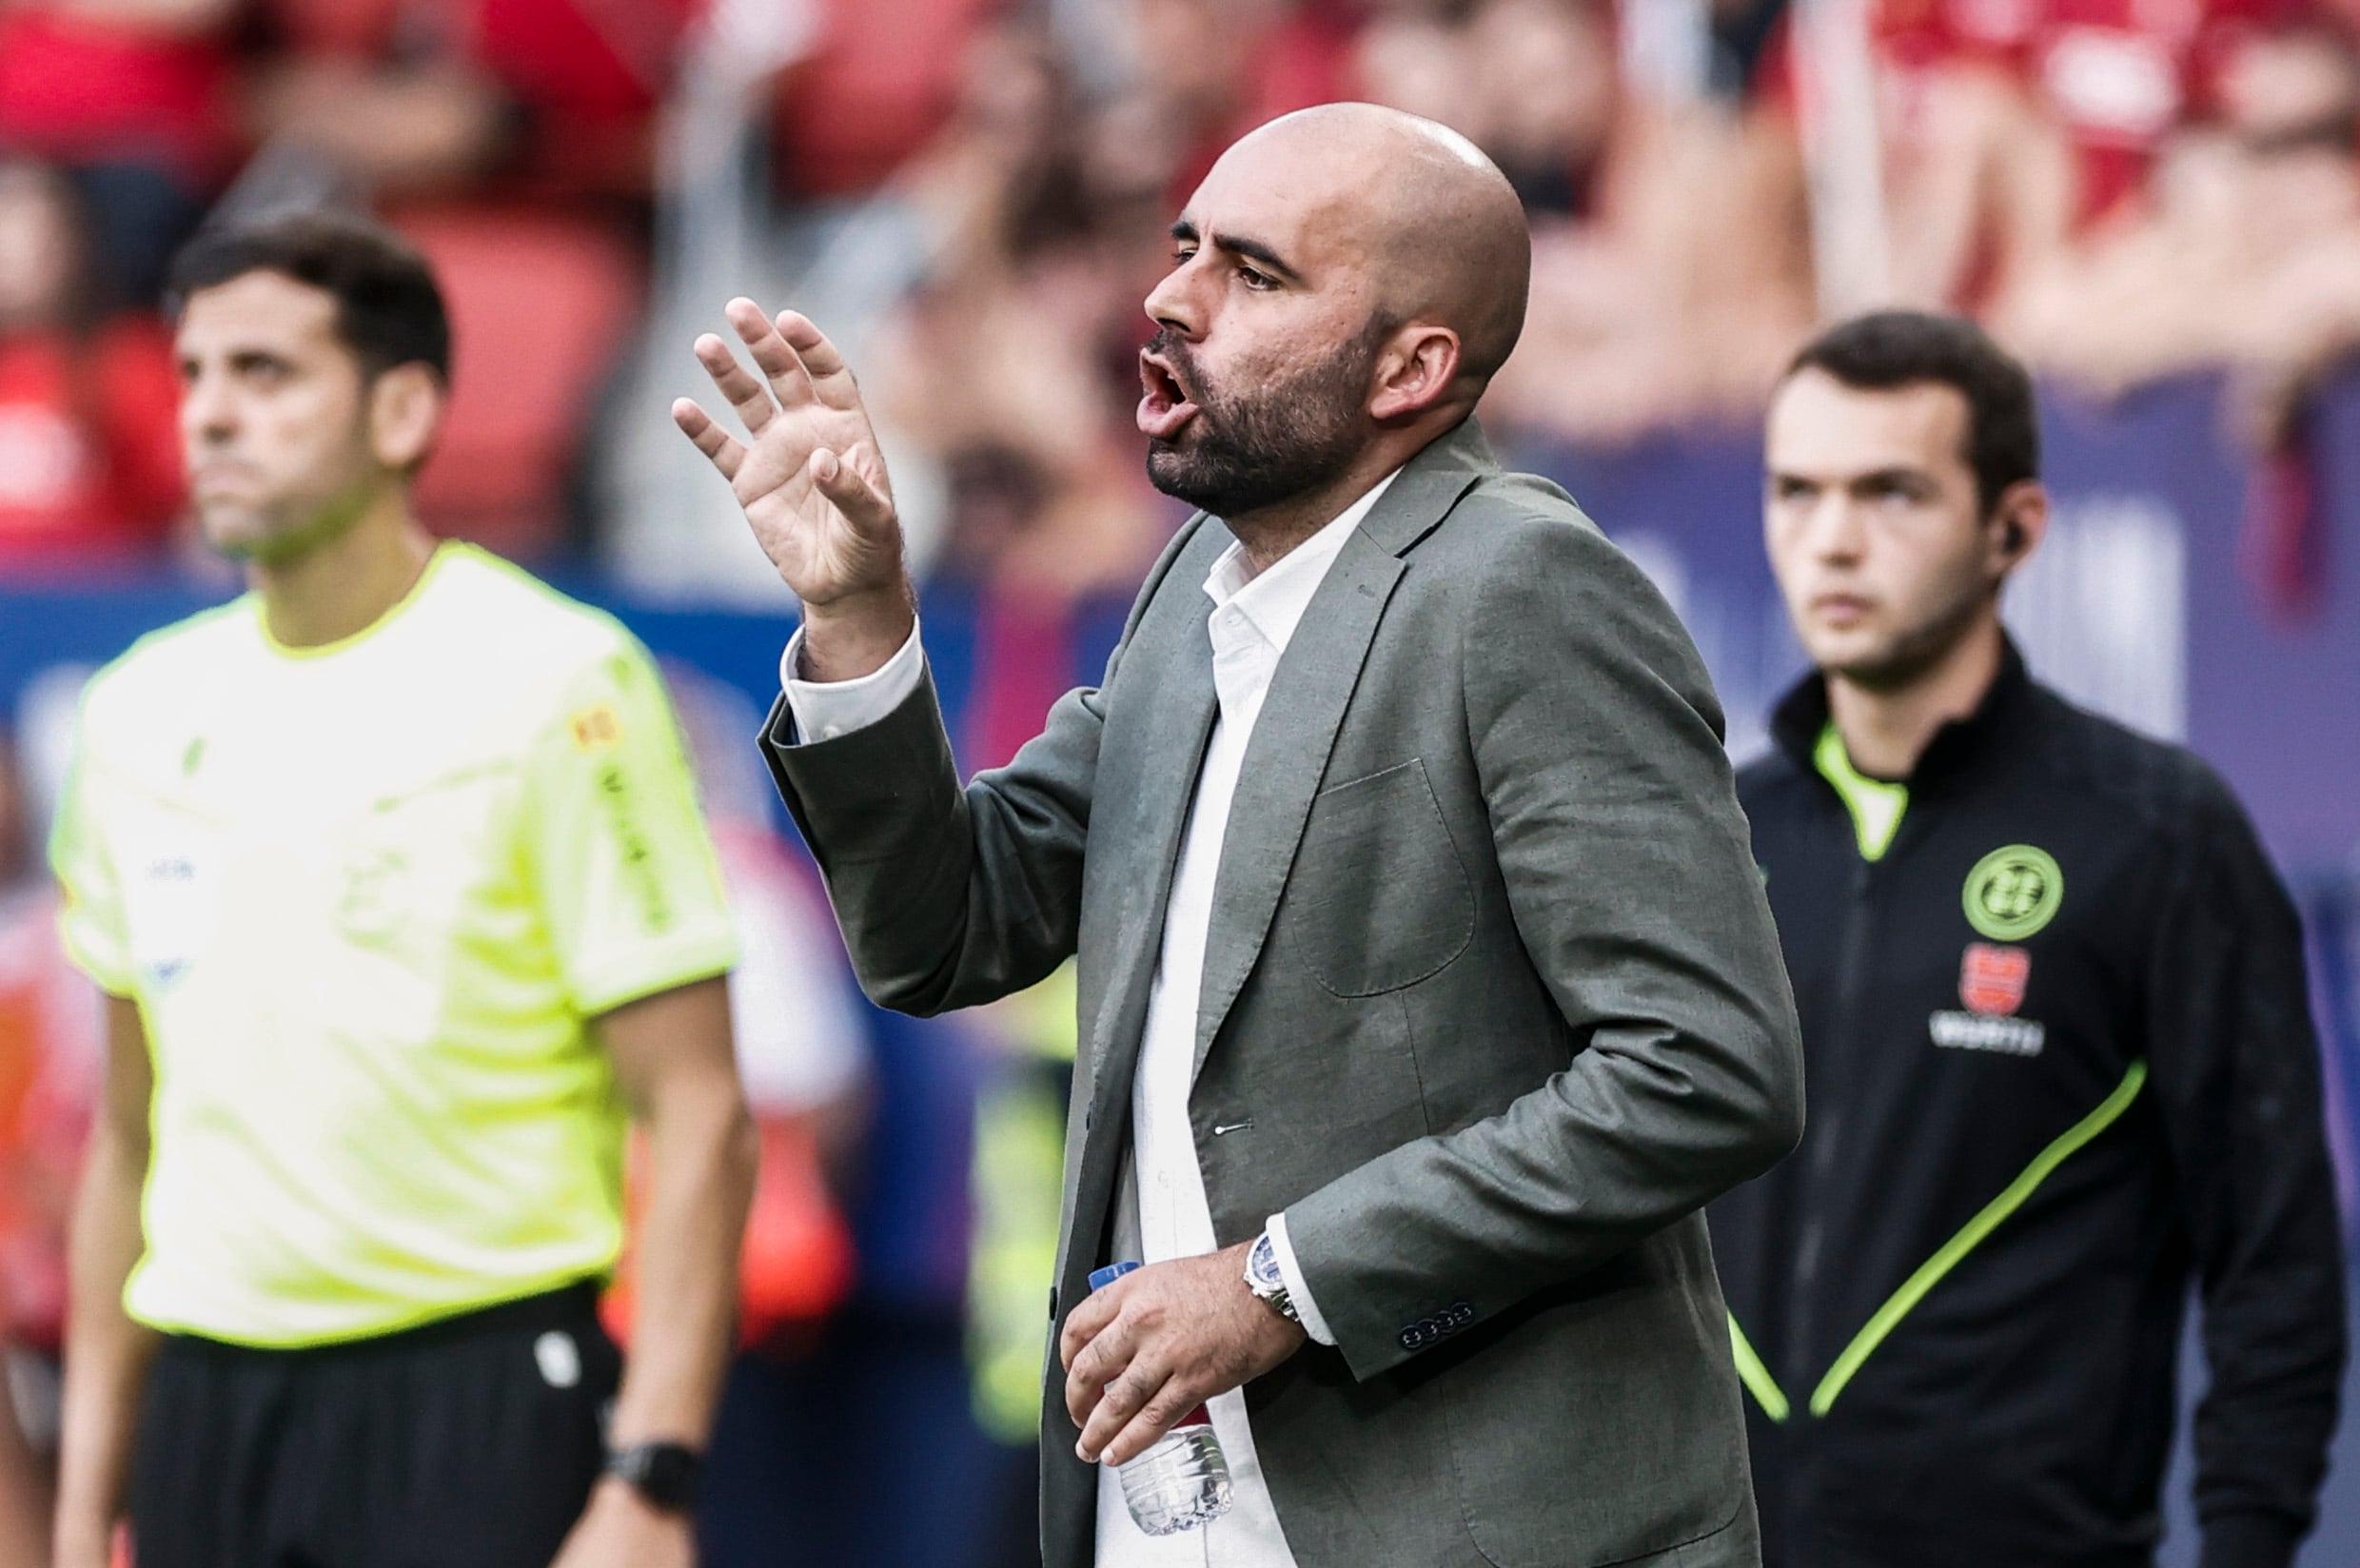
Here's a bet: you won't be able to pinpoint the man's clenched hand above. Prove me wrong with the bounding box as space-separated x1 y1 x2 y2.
1059 1241 1308 1468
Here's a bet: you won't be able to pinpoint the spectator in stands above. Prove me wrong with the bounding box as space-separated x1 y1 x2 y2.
869 20 1171 609
771 0 1004 205
243 0 512 201
2003 19 2360 432
237 0 680 562
0 158 183 572
1061 0 1361 210
1467 0 1619 217
246 0 696 204
1432 0 1815 443
1868 26 2075 316
0 0 237 307
2014 0 2297 229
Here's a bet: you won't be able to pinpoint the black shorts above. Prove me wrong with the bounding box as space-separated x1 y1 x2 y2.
129 1284 620 1568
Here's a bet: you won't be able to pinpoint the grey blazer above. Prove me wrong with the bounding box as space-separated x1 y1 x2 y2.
762 419 1804 1568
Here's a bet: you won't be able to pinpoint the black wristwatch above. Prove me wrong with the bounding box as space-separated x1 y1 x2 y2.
604 1441 704 1514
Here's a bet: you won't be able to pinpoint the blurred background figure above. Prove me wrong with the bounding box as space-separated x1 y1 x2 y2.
0 159 182 574
637 661 878 1566
0 0 237 310
0 702 102 1568
49 213 752 1568
0 0 2355 1563
0 1394 40 1568
2003 22 2360 410
9 0 2360 567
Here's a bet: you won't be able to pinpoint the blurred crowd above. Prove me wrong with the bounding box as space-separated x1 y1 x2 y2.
0 0 2358 589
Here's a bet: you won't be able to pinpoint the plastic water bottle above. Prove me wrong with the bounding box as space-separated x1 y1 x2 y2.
1088 1262 1234 1535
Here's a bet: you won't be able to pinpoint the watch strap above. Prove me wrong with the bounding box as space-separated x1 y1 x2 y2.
603 1441 704 1514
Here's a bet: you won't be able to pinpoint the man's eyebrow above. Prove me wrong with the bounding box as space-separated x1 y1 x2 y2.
1850 466 1935 489
1767 466 1932 492
1169 219 1303 284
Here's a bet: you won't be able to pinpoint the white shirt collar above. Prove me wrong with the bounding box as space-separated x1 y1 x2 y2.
1201 468 1403 656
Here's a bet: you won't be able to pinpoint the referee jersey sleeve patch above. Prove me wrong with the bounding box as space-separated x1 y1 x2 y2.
570 705 622 752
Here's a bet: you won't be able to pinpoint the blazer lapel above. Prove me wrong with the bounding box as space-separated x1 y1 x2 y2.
1189 421 1496 1084
1083 625 1214 1103
1059 521 1225 1278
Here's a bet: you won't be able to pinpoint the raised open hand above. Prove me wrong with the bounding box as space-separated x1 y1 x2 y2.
673 300 905 613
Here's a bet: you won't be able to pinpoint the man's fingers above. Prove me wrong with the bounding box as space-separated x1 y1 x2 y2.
776 310 859 405
1099 1386 1201 1468
728 297 818 409
1064 1362 1102 1434
672 399 744 480
1059 1293 1109 1372
1059 1284 1118 1376
1064 1309 1136 1430
694 333 777 436
810 448 895 531
1076 1361 1174 1463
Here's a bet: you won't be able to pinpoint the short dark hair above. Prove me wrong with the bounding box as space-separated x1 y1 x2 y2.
166 212 451 383
1783 310 2037 513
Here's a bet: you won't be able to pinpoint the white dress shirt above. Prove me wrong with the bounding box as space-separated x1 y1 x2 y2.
780 471 1399 1566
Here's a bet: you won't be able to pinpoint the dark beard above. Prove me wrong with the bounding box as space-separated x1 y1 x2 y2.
1144 320 1387 519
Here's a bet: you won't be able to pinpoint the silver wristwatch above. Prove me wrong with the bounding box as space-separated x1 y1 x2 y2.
1244 1230 1300 1324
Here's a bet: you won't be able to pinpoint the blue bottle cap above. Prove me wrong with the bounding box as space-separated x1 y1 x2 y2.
1088 1261 1142 1293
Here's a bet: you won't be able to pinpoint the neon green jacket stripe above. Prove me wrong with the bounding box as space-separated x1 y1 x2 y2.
1726 1059 2148 1423
1728 1313 1790 1423
1805 1061 2148 1416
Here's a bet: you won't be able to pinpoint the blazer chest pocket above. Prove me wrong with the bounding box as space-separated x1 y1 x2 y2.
1288 758 1474 996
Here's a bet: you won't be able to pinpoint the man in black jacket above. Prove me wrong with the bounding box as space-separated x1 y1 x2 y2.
1710 310 2346 1568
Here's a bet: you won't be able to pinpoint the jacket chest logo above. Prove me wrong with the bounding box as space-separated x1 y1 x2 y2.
1932 941 2045 1055
1958 942 2030 1015
1963 844 2064 941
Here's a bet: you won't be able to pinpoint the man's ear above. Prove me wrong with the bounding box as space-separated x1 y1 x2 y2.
367 363 445 472
1367 324 1463 422
1989 480 2049 580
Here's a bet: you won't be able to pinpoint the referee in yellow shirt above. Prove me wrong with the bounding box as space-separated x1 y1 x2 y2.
47 215 756 1568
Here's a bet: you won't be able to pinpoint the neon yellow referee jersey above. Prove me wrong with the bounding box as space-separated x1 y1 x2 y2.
49 543 739 1347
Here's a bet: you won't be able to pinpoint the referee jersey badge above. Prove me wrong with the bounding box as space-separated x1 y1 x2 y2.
570 704 622 751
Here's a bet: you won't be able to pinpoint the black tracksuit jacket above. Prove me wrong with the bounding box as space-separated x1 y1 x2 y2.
1709 646 2346 1568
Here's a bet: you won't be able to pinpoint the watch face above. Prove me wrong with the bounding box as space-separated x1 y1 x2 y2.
613 1442 702 1512
1249 1235 1286 1291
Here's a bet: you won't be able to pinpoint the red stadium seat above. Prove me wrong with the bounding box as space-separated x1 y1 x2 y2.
394 206 644 559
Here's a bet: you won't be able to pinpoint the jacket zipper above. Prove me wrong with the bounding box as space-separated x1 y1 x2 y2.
1787 853 1876 1400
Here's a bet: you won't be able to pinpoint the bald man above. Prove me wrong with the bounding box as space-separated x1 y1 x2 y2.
679 105 1804 1568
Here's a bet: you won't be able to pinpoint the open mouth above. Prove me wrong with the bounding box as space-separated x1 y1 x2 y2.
1136 350 1201 441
